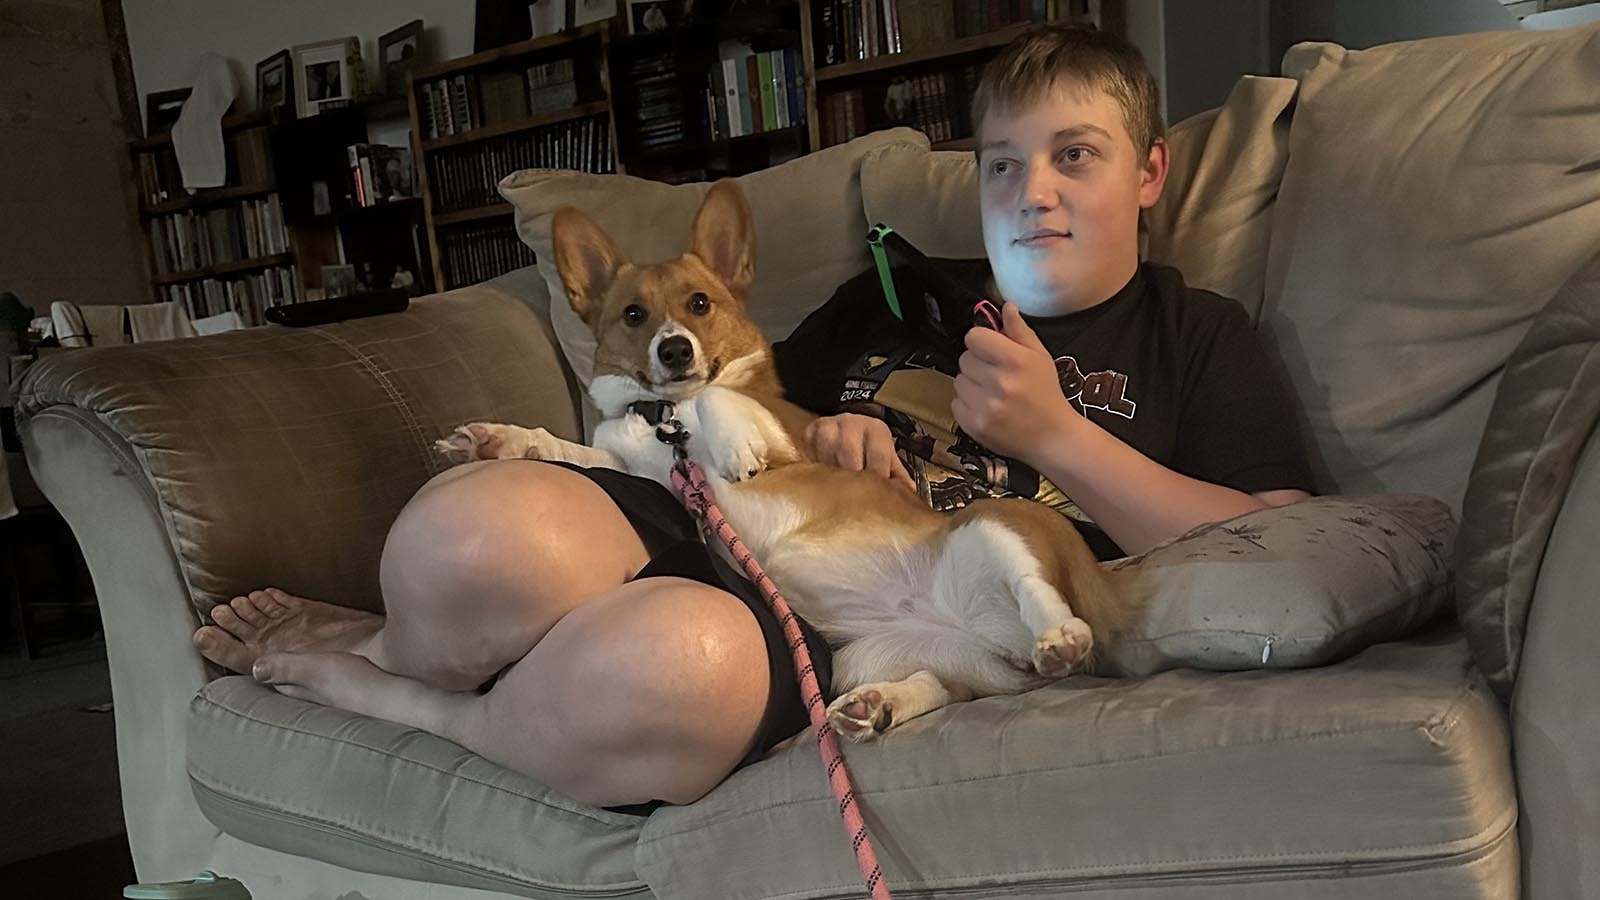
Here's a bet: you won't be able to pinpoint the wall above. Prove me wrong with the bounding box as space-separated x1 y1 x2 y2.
0 0 149 310
1128 0 1521 128
120 0 478 132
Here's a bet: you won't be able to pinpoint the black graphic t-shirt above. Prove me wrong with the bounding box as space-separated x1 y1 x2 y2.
773 259 1317 559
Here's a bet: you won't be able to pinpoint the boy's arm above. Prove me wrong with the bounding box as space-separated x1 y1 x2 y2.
954 303 1308 557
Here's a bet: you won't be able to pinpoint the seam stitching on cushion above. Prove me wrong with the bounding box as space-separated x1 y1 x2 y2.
312 327 438 475
189 776 646 893
640 682 1487 840
191 693 634 827
1501 341 1600 683
693 809 1518 900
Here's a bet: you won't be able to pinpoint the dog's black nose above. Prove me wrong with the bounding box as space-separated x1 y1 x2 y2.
657 335 694 370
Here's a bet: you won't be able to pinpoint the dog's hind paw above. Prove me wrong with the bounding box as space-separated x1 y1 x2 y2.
826 687 893 742
1032 617 1094 677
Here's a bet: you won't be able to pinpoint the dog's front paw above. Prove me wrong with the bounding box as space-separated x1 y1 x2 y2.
1032 617 1094 677
435 423 555 463
826 687 894 742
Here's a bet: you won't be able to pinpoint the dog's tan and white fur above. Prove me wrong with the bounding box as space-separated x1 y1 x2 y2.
438 181 1139 740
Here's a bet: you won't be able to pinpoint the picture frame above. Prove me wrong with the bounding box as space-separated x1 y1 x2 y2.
627 0 690 35
255 49 295 118
145 87 191 137
378 19 424 98
293 37 363 117
528 0 570 39
321 264 359 298
572 0 618 28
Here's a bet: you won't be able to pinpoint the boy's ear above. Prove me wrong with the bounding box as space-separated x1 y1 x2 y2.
688 179 756 296
552 206 629 324
1138 137 1171 209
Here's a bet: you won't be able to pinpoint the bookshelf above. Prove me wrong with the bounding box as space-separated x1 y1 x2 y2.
130 114 302 326
410 22 620 291
401 1 1123 289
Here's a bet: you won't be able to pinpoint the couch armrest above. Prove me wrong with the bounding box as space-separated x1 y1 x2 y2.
17 282 580 878
1455 250 1600 899
19 283 581 619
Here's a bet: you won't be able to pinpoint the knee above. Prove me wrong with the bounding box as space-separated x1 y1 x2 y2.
554 580 771 804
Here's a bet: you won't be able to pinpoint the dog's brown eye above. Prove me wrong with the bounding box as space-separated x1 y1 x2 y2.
688 292 710 315
623 304 647 326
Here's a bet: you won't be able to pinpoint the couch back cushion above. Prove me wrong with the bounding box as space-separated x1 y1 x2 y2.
1262 24 1600 511
503 129 929 392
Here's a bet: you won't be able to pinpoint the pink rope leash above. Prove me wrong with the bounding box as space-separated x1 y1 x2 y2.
671 457 891 900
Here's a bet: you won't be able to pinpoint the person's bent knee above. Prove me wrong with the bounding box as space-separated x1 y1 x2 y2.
531 578 772 806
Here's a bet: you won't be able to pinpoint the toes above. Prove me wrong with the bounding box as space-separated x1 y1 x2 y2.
230 596 269 628
193 626 252 673
256 589 292 618
209 603 257 640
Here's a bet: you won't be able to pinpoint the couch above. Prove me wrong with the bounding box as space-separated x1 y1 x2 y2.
19 24 1600 900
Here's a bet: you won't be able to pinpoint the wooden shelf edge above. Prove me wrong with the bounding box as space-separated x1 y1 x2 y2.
432 203 515 227
130 110 275 151
141 183 278 217
815 22 1035 83
421 100 611 152
151 252 294 286
413 20 613 82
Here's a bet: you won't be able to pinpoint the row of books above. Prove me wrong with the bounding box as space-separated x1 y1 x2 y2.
705 45 807 141
136 128 274 207
419 58 583 141
440 222 537 289
159 265 300 326
633 52 688 150
346 143 416 207
428 115 613 213
151 196 291 276
813 0 1095 67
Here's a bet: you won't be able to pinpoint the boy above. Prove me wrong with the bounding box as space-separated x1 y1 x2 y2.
783 24 1314 558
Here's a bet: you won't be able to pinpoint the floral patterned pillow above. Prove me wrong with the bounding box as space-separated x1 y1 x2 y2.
1100 494 1455 678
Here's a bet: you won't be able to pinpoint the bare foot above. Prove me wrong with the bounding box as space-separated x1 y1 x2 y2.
193 588 382 674
252 650 466 737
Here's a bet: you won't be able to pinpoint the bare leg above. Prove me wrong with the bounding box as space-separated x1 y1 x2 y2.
254 574 771 806
195 460 653 690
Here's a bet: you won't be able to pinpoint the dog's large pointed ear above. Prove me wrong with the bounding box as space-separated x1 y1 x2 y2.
552 206 628 324
688 179 756 297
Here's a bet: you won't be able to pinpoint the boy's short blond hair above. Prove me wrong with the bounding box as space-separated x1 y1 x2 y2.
972 24 1165 156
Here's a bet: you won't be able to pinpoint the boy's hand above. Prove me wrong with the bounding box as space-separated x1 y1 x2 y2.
952 302 1078 461
806 413 917 492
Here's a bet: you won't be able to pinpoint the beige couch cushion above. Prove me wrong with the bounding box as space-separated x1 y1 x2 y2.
1457 248 1600 700
638 635 1514 900
189 678 649 899
502 129 929 390
1262 24 1600 509
1143 75 1299 323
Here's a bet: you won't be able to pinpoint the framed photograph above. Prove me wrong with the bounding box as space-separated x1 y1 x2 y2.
145 87 191 137
378 19 424 97
627 0 689 34
321 264 359 298
255 50 294 117
572 0 618 27
293 37 362 117
528 0 569 38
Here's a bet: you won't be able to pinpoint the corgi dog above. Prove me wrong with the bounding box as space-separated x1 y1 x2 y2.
438 180 1139 740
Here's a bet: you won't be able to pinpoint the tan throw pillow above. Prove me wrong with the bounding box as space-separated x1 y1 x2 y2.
1102 494 1456 678
1262 25 1600 510
501 128 928 389
859 143 984 259
1142 75 1299 324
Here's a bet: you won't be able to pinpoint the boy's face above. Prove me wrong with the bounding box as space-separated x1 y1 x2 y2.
977 81 1167 315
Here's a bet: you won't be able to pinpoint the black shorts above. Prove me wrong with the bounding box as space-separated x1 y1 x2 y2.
540 461 833 807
